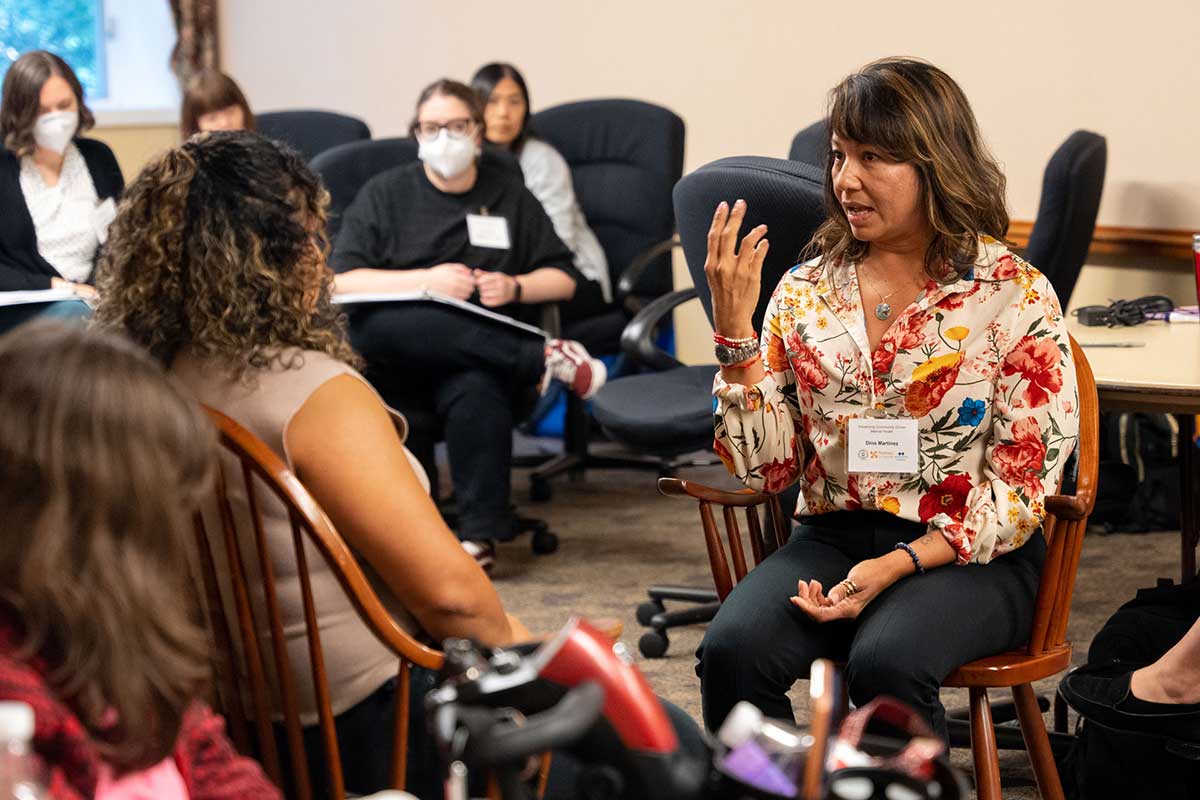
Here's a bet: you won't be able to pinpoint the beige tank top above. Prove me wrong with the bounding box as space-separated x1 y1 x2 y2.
173 348 423 723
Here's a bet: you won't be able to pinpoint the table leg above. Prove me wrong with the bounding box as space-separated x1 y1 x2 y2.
1180 414 1198 584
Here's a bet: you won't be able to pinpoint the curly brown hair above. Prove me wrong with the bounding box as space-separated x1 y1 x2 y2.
94 131 359 375
0 320 214 772
807 57 1010 281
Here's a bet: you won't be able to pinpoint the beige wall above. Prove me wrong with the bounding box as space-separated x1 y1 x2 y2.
90 124 178 181
218 0 1200 362
221 0 1200 230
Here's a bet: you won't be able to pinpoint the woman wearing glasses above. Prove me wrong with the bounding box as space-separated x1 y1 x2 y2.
332 79 604 569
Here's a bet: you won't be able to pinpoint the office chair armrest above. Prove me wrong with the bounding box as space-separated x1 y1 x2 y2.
658 476 797 507
615 237 681 313
619 287 697 371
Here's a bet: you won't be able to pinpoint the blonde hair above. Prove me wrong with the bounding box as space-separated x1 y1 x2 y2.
0 321 214 771
808 57 1009 280
94 131 359 375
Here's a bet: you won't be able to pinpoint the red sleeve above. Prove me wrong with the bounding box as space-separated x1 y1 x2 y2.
0 654 93 799
174 704 281 800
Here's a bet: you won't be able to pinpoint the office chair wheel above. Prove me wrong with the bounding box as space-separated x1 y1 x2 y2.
636 600 665 626
531 528 559 555
529 477 552 503
638 629 669 659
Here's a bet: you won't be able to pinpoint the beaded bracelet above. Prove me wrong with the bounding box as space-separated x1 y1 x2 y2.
894 541 925 575
713 332 758 348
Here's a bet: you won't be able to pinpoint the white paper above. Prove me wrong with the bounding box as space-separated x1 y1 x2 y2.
0 289 84 308
847 418 920 474
333 289 546 338
466 214 511 249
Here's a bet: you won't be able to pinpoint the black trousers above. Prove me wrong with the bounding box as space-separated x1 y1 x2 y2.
348 305 546 541
695 510 1046 738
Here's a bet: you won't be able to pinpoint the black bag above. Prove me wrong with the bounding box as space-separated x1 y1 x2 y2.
1062 718 1200 800
1091 412 1182 532
1061 581 1200 799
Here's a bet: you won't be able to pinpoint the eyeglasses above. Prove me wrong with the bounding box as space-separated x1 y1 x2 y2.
413 118 476 142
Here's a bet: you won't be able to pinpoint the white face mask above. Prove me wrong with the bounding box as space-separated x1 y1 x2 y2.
418 129 478 180
33 110 79 154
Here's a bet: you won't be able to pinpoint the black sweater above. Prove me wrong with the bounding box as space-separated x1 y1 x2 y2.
0 138 124 290
330 161 577 322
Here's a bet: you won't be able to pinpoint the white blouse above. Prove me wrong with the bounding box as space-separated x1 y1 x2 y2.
519 138 611 301
19 144 110 283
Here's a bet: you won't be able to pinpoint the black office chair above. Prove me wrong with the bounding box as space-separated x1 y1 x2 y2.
585 156 828 657
310 139 556 553
524 99 686 498
1022 130 1107 309
788 119 829 167
256 110 371 162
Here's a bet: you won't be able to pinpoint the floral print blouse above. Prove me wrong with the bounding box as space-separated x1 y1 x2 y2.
713 237 1080 565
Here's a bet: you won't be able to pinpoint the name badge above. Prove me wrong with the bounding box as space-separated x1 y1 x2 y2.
467 214 511 249
847 417 919 474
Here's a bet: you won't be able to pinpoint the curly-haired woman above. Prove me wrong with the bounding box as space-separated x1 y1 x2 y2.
94 131 528 797
696 58 1080 738
0 320 278 799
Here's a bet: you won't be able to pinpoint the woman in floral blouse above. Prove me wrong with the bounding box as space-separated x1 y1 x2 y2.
696 58 1080 737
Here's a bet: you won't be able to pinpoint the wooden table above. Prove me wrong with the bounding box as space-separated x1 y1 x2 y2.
1068 319 1200 581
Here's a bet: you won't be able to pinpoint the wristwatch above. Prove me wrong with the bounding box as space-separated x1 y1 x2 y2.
715 340 759 366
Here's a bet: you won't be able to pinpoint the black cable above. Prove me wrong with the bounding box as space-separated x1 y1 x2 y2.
1072 295 1175 327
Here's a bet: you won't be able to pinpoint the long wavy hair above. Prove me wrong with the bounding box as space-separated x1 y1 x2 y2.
94 131 359 375
0 50 95 157
0 320 214 772
807 57 1009 281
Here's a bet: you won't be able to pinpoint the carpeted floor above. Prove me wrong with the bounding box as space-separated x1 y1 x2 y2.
474 453 1181 799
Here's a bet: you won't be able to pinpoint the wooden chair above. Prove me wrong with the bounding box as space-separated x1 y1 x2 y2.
661 337 1099 800
192 406 444 800
657 477 793 601
944 337 1097 799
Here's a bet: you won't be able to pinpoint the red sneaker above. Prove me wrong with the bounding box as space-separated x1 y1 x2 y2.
544 339 607 400
462 539 496 574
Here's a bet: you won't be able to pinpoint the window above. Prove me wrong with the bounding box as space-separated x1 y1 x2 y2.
1 0 105 96
1 0 180 124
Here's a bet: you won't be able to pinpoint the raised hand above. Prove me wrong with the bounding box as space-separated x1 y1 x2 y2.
424 263 476 300
704 199 769 339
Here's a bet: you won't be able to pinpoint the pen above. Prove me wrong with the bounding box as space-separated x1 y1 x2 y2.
1079 342 1147 348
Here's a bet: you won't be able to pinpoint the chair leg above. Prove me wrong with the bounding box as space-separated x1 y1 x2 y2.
1053 687 1069 733
968 687 1003 800
1013 683 1066 800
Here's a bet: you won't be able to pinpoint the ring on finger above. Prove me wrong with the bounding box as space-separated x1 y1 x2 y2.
839 578 860 597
